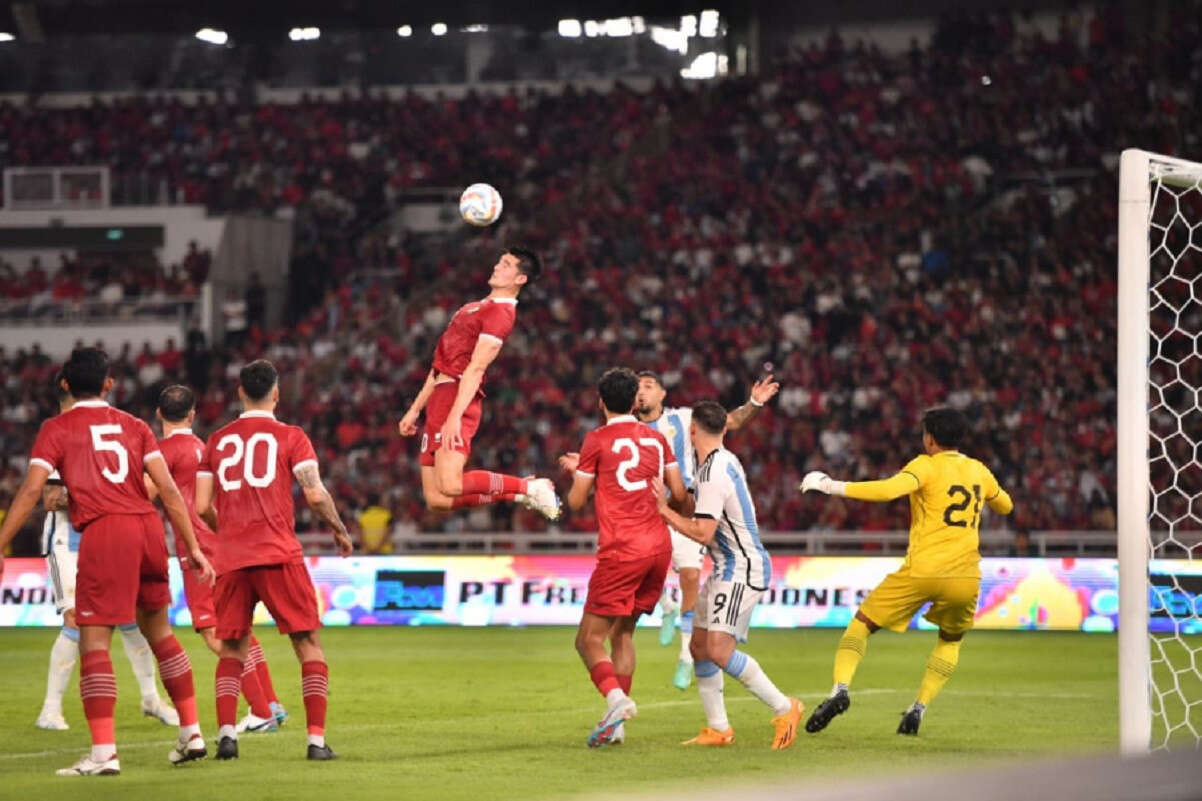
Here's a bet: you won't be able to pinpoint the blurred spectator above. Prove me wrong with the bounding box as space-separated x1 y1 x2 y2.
358 493 393 554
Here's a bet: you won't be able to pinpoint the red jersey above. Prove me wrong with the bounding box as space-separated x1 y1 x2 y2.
199 411 317 573
29 399 159 529
431 297 517 382
575 415 676 562
159 428 216 559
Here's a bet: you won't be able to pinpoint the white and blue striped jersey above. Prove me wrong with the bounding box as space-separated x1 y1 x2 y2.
694 447 770 590
42 469 81 555
644 407 696 489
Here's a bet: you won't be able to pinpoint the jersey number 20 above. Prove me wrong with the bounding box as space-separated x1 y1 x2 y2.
215 433 279 491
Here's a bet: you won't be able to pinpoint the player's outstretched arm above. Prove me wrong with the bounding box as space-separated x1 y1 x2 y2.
147 456 215 585
559 452 595 511
439 338 503 450
399 369 439 437
296 463 353 557
651 476 718 545
0 463 52 578
800 470 918 502
726 374 780 432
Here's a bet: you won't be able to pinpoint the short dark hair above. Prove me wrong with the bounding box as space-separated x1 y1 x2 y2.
158 384 196 422
53 372 70 402
505 247 542 282
598 367 638 415
922 406 967 448
692 400 728 435
635 370 662 387
62 347 109 397
240 359 279 402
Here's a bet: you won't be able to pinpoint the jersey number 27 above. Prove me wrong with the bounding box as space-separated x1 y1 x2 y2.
611 437 665 492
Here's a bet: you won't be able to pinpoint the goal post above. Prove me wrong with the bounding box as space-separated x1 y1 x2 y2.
1117 148 1202 754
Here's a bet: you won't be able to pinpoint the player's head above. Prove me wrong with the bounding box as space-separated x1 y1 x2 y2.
597 367 638 417
53 371 75 413
634 371 666 419
488 247 542 294
238 359 280 409
921 406 967 452
690 400 728 447
157 384 196 428
61 347 111 399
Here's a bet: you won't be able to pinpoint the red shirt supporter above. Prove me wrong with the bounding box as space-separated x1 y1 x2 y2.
431 297 516 383
200 410 318 573
575 416 675 563
30 399 159 529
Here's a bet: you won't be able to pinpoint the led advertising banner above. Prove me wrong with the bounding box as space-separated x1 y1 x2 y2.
1 555 1195 632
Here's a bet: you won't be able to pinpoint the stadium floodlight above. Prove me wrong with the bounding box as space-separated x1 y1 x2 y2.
631 16 646 34
396 25 412 37
195 28 228 46
431 22 447 36
1117 148 1202 755
699 10 719 37
461 24 488 33
650 26 687 54
0 32 14 42
288 27 320 41
583 20 601 38
604 18 634 37
680 51 726 79
680 14 698 37
558 19 582 37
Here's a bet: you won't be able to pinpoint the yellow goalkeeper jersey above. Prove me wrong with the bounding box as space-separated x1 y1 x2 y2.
844 450 1013 578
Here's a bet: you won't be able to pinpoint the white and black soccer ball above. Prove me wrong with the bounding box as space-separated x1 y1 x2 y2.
459 183 503 227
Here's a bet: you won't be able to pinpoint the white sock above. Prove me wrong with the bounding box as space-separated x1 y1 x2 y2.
694 661 728 730
219 724 237 741
44 628 79 711
308 733 325 748
604 688 627 709
832 682 849 696
679 630 694 664
118 624 160 702
91 744 116 762
180 723 201 741
660 590 680 615
725 651 791 716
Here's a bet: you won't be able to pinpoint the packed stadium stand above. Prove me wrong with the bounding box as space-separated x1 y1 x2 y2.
2 6 1200 550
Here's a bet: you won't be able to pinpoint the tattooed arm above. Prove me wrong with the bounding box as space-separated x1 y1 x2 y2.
295 462 354 557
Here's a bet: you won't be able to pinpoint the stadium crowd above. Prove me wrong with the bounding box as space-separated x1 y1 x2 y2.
3 7 1201 547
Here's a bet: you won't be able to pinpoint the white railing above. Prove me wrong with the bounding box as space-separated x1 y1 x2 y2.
0 295 196 324
3 166 110 209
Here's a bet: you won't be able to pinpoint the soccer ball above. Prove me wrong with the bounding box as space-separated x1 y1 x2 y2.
459 183 503 227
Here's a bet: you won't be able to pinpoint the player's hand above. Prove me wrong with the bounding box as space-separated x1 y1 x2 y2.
333 529 354 558
650 476 669 513
558 452 580 473
800 471 837 495
190 549 216 587
750 374 780 406
439 416 463 451
398 409 420 437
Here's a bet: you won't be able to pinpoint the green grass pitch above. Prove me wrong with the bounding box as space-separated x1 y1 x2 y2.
0 626 1118 800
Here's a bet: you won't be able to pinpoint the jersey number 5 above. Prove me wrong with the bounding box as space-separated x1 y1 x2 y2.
943 484 982 528
215 432 279 491
89 424 129 484
612 437 665 492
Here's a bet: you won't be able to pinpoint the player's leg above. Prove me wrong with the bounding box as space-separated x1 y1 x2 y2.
289 630 336 760
245 635 286 726
116 621 178 725
605 613 639 743
899 579 978 735
38 547 77 730
63 623 122 775
681 624 735 745
212 568 256 759
674 565 701 688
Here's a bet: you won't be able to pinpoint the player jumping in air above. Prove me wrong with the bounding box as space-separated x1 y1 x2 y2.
195 360 353 761
559 367 688 747
35 374 180 732
652 400 803 749
398 248 561 520
800 406 1014 735
149 385 288 734
0 347 215 776
634 371 779 689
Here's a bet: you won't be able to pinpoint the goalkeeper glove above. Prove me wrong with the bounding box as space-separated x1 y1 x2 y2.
799 471 846 496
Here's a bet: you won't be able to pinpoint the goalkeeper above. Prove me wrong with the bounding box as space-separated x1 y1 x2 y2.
799 406 1013 736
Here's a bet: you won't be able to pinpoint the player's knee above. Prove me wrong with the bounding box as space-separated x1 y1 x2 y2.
938 629 964 643
422 488 454 511
688 636 707 664
63 610 76 629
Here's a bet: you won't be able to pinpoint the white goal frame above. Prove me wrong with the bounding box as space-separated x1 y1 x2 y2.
1117 148 1202 755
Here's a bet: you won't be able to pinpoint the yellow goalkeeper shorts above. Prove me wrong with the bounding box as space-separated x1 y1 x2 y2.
857 572 980 635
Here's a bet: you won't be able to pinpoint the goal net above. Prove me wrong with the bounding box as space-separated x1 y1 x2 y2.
1118 149 1202 753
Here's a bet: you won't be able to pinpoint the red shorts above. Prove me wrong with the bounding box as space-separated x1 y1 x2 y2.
75 513 171 626
214 561 321 640
419 381 483 467
585 551 672 618
180 556 218 631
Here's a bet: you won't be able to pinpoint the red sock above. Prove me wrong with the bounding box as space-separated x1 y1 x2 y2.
248 637 279 704
462 470 528 495
240 659 272 719
451 492 519 509
151 635 198 727
617 674 632 695
301 661 328 736
215 657 242 729
79 650 117 749
589 660 620 697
